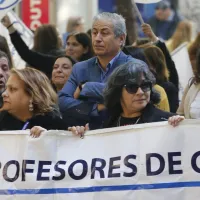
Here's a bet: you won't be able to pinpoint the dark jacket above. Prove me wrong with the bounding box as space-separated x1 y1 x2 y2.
156 40 179 89
159 81 179 113
148 12 183 40
10 31 57 79
0 111 68 131
58 52 141 130
104 103 175 128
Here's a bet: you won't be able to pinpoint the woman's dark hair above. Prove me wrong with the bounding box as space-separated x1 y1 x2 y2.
123 46 147 63
0 35 13 68
66 32 93 61
143 45 169 83
104 61 160 116
55 54 76 66
33 24 62 55
193 48 200 83
0 50 11 69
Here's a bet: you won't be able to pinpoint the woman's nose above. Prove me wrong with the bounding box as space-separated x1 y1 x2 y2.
136 87 144 94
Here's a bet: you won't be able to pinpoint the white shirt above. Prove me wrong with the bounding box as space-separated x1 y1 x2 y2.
190 91 200 119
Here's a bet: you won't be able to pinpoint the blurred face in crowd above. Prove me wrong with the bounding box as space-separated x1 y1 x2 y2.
0 57 10 93
92 20 124 58
120 79 151 115
2 74 31 119
155 8 171 21
66 36 88 61
52 57 73 91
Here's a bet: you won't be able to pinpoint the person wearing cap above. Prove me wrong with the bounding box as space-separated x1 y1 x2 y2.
148 0 183 40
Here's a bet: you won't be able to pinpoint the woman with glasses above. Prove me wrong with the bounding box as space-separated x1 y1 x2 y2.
103 61 183 128
30 61 184 137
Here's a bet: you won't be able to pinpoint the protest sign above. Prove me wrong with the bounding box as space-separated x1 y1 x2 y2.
0 0 21 20
0 120 200 199
171 42 193 101
0 11 33 68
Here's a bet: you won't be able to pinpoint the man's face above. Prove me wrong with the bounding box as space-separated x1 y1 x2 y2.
155 8 171 21
91 19 124 58
0 57 10 93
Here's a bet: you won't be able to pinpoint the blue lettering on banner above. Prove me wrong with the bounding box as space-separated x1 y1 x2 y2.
68 159 88 180
37 161 52 181
191 151 200 173
146 153 165 176
0 0 19 10
168 152 183 175
3 160 20 182
22 160 35 181
108 156 121 178
52 161 66 181
91 158 106 179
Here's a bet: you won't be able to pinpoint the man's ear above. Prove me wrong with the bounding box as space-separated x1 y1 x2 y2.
119 34 126 46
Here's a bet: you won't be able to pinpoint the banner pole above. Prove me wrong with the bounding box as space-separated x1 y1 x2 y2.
132 0 144 24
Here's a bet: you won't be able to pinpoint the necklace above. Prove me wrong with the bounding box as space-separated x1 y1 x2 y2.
117 116 141 127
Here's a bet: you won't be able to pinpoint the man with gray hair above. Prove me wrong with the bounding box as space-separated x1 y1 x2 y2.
59 12 146 129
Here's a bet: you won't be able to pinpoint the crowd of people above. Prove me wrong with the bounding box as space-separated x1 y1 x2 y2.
0 0 199 138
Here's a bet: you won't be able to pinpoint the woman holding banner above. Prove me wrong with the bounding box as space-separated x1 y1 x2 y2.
177 49 200 119
0 67 67 131
30 61 184 137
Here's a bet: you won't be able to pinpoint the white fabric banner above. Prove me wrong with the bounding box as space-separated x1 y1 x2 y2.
134 0 161 3
0 0 21 20
0 120 200 199
0 11 33 69
171 42 193 100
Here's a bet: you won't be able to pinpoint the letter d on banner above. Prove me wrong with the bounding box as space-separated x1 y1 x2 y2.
0 0 21 20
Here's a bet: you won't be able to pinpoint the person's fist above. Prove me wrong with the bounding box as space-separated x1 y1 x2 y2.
1 15 12 28
168 115 185 127
30 126 47 138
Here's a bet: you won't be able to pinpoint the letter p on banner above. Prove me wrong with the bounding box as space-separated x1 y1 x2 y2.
134 0 161 3
0 0 21 20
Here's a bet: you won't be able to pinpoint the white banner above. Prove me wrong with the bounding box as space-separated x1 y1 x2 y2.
0 0 21 20
0 120 200 199
0 11 33 69
171 42 193 101
134 0 161 3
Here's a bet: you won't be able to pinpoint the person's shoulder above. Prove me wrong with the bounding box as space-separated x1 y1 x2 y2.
73 57 97 70
143 104 175 122
151 104 175 118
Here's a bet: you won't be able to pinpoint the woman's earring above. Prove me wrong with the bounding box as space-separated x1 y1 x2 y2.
29 100 33 112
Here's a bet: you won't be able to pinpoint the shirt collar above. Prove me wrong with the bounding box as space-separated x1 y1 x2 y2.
95 51 121 71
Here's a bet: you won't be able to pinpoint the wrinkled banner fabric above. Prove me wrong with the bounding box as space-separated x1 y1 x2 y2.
0 120 200 199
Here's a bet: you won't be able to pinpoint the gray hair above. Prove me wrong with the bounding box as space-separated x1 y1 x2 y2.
93 12 127 37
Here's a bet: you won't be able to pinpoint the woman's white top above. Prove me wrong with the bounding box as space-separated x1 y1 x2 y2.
190 91 200 119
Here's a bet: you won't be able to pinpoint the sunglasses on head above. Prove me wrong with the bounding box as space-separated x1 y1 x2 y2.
124 82 152 94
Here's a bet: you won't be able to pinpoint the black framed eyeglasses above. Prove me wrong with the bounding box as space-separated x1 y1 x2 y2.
124 82 152 94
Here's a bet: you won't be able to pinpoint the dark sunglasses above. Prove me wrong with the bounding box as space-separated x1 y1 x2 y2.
124 82 152 94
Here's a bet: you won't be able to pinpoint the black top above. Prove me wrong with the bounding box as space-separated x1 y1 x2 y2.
116 116 141 127
0 111 68 131
104 103 175 128
156 40 179 89
10 31 57 79
159 81 179 113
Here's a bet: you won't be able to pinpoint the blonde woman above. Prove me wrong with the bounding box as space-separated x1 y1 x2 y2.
166 20 192 52
0 67 67 131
